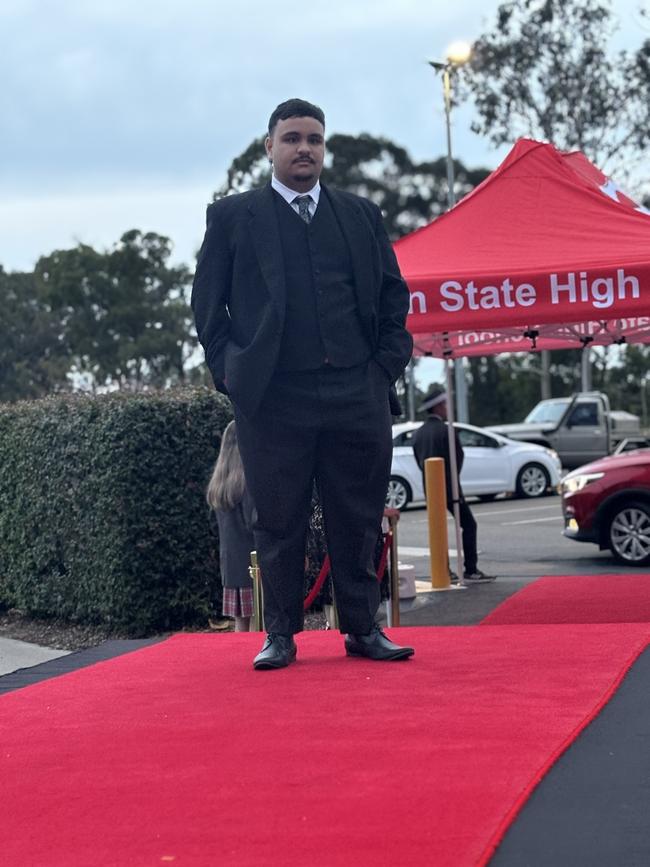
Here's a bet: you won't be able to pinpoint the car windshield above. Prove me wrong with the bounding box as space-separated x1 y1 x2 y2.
524 400 568 424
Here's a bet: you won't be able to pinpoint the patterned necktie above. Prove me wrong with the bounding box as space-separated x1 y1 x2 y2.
294 195 313 224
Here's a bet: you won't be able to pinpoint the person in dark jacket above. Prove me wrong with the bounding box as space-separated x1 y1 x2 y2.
207 421 256 631
192 98 414 669
412 385 496 583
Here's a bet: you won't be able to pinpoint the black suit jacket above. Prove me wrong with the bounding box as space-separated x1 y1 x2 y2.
191 182 413 417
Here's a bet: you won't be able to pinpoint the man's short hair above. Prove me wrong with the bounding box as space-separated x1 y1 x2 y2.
268 98 325 137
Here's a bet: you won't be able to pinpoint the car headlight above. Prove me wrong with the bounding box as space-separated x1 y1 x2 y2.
544 448 560 462
562 472 604 493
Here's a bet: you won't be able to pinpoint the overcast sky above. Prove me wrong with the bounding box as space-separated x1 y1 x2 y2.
1 0 647 276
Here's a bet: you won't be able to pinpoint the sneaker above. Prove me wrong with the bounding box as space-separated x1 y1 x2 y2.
449 571 460 584
463 570 497 583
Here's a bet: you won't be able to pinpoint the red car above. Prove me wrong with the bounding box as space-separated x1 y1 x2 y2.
562 449 650 566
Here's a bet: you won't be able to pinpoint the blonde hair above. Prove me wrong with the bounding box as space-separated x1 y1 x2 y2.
206 420 247 511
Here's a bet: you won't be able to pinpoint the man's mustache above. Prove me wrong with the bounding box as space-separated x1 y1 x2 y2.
293 156 314 163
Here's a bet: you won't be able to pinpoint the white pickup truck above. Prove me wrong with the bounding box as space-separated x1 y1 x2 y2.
488 392 647 469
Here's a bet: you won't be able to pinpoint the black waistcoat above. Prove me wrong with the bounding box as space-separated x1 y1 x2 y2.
274 190 371 371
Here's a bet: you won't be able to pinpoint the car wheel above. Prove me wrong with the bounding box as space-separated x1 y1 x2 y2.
386 476 411 511
515 463 550 498
607 500 650 566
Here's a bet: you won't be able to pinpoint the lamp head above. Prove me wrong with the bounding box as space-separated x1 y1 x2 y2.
446 40 472 65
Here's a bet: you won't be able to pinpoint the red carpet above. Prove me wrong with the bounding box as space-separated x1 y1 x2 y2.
1 625 649 866
482 574 650 625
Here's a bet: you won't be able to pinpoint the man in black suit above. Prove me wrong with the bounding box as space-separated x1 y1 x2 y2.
192 98 414 668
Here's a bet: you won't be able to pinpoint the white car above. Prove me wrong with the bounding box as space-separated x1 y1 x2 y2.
387 421 562 510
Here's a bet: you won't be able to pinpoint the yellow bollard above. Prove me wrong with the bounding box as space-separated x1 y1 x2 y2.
424 458 451 590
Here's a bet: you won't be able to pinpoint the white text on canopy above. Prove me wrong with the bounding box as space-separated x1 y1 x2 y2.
408 270 641 315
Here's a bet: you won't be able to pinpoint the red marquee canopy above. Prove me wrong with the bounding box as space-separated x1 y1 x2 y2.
394 139 650 357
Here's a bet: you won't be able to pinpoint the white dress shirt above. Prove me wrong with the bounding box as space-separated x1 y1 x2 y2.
271 174 321 219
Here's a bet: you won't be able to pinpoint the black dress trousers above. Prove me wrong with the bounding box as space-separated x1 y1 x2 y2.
234 360 392 636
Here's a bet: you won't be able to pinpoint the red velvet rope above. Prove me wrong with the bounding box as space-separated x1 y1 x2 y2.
303 531 393 610
303 556 331 610
375 531 392 582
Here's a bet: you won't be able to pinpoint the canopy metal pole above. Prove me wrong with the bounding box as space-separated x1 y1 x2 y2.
407 359 416 421
581 344 593 391
444 352 466 583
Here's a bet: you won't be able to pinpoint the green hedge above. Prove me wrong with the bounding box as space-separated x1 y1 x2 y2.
0 388 232 635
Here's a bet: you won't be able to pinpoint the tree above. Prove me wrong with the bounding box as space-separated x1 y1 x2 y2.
35 231 196 391
215 133 490 240
467 349 594 426
594 343 650 423
0 267 70 402
468 356 540 425
462 0 650 179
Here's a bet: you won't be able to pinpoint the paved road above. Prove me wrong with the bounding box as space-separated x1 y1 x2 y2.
396 493 639 582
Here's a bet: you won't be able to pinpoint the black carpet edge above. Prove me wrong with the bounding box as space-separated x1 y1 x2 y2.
490 645 650 867
0 638 166 695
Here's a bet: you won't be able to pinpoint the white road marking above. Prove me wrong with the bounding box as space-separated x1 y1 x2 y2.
408 503 558 523
501 516 563 526
399 546 457 557
477 504 559 516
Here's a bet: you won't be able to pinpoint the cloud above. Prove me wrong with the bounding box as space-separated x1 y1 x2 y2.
0 0 500 193
9 0 643 271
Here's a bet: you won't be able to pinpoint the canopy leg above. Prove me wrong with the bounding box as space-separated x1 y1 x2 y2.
445 357 466 583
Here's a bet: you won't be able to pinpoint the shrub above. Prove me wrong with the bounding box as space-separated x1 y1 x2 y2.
0 388 232 635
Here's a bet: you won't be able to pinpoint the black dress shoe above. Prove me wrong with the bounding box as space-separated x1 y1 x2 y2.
253 633 297 670
345 625 414 661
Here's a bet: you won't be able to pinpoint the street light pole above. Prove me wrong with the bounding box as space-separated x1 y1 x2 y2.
442 66 455 210
429 44 471 422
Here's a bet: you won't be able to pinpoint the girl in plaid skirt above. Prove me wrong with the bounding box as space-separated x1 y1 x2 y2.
207 421 255 632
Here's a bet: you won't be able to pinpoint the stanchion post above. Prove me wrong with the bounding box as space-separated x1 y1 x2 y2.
326 589 340 631
387 511 401 626
248 550 264 632
424 458 451 590
384 509 399 626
